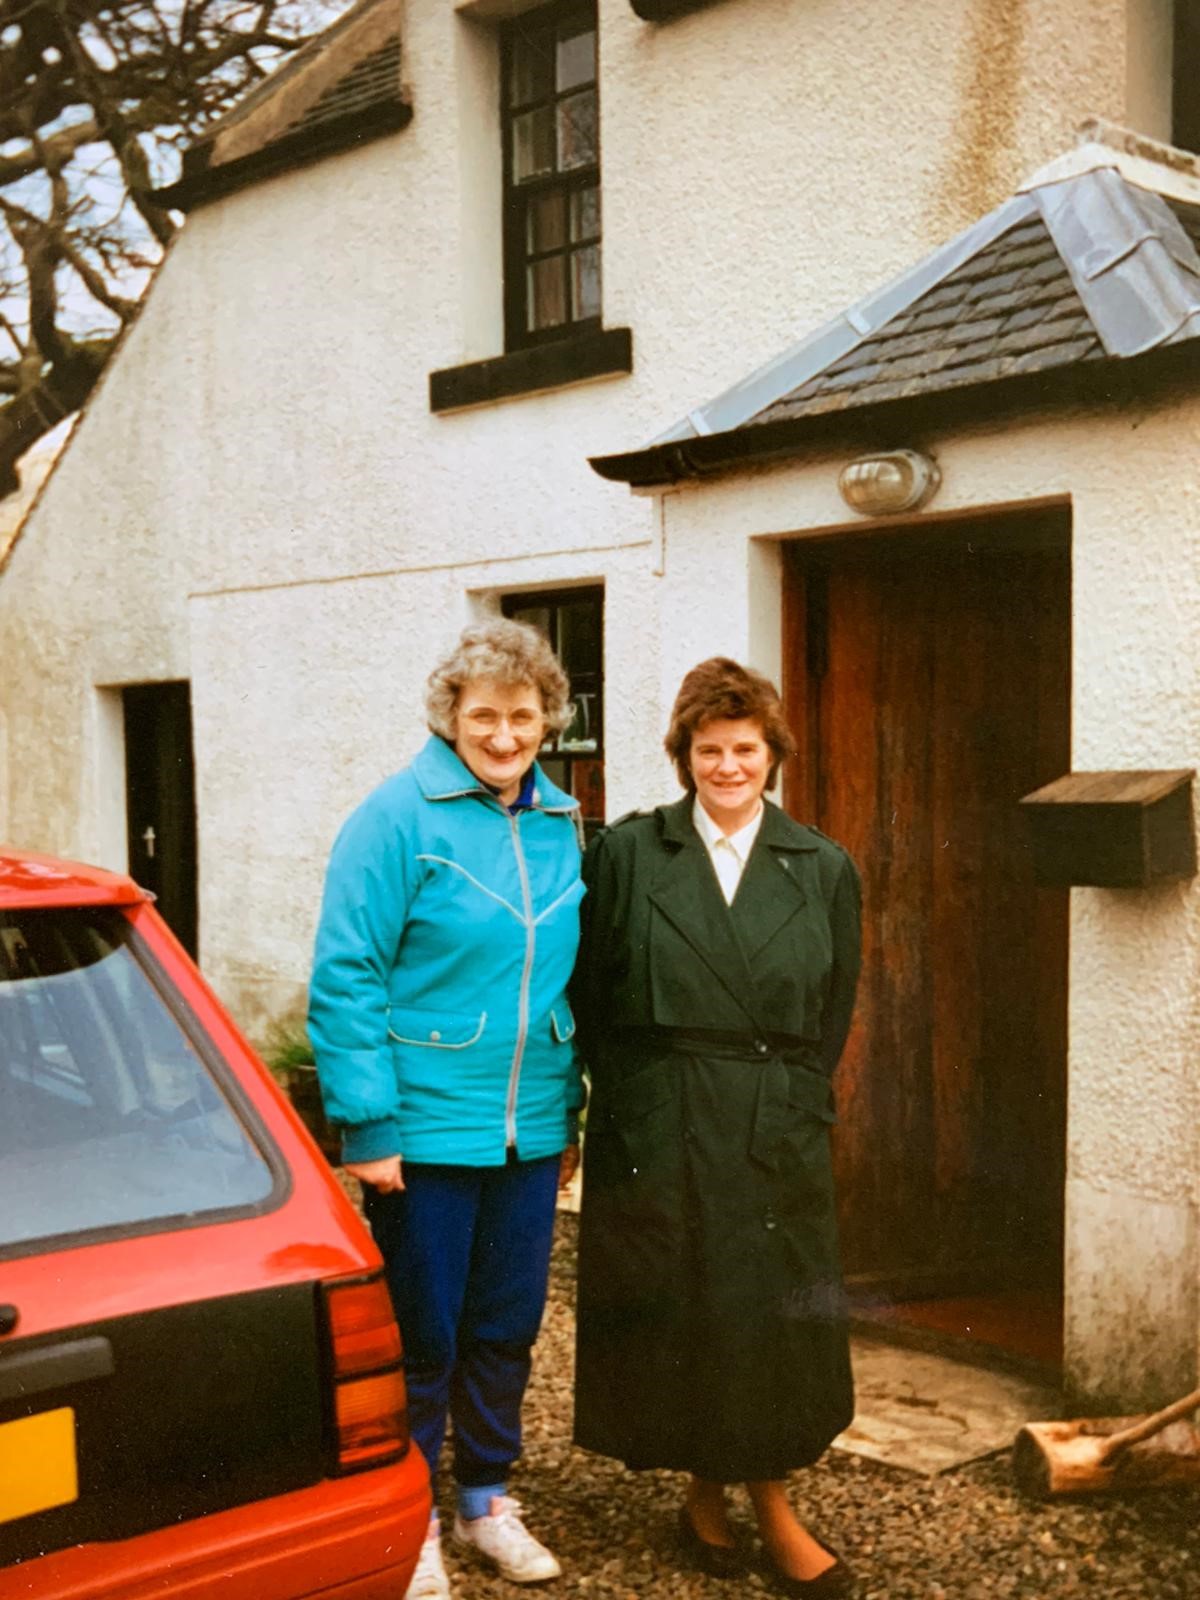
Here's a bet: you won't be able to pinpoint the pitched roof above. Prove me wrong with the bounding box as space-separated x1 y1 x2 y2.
752 210 1104 427
155 0 408 212
592 121 1200 487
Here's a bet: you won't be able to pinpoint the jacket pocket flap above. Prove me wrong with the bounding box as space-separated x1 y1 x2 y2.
387 1006 486 1049
550 1006 576 1043
786 1068 838 1124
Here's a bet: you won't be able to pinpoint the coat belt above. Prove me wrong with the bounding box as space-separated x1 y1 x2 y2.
628 1025 815 1058
612 1026 831 1170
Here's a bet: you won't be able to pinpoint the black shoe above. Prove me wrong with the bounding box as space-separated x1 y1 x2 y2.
767 1545 856 1597
676 1505 747 1578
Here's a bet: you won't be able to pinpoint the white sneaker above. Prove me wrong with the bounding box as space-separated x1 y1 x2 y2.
405 1519 451 1600
452 1495 562 1583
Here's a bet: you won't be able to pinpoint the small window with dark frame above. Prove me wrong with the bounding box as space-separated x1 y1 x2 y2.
1175 1 1200 154
502 587 604 833
501 1 601 350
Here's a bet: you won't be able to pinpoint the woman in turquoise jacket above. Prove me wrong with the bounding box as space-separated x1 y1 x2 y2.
309 619 584 1600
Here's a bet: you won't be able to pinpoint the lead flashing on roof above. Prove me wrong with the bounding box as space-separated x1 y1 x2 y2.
649 121 1200 455
1035 169 1200 357
607 122 1200 489
1020 120 1200 209
650 193 1039 446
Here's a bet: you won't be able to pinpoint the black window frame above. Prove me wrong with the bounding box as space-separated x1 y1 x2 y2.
501 586 605 834
1174 1 1200 154
500 0 602 352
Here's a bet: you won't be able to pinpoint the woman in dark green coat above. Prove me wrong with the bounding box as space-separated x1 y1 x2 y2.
573 659 861 1597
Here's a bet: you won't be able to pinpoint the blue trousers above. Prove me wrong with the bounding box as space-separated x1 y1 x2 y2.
363 1154 560 1489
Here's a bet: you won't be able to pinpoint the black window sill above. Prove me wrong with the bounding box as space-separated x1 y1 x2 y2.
430 327 632 414
630 0 725 19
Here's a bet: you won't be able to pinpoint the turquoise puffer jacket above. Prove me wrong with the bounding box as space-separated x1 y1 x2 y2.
309 736 585 1166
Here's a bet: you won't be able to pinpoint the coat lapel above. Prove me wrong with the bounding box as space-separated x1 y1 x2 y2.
730 802 817 962
647 799 762 1028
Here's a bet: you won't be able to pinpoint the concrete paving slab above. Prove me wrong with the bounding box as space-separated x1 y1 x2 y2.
834 1333 1063 1475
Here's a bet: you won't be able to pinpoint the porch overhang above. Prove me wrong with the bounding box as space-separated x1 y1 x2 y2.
591 120 1200 489
589 334 1200 488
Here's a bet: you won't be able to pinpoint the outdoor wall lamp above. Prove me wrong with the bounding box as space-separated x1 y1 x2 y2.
838 450 941 516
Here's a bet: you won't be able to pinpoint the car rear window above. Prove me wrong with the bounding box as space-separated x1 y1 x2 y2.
0 907 276 1253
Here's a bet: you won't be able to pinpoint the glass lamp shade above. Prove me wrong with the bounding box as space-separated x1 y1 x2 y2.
838 450 941 515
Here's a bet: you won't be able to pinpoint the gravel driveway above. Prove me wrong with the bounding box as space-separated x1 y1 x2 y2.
436 1215 1199 1600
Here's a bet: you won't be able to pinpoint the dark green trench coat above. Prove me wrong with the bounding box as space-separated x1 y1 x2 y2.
571 797 861 1482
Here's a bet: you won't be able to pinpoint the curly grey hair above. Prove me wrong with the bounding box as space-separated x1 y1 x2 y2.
424 618 574 739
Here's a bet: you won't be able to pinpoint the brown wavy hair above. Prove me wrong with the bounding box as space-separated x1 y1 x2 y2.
664 657 797 793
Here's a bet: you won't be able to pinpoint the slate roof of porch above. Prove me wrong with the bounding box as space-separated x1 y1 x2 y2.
591 122 1200 486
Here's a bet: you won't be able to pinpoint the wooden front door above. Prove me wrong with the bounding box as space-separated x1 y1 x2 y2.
123 682 198 957
784 512 1070 1295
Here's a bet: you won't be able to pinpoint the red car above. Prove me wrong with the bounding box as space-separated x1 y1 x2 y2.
0 848 430 1598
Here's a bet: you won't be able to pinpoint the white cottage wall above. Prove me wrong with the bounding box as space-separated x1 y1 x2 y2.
189 546 663 1029
0 0 1190 1407
0 0 1172 1031
600 0 1132 407
144 0 1142 600
651 392 1200 1405
0 258 206 867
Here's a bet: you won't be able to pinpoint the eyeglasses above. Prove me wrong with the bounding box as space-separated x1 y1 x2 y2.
460 708 544 735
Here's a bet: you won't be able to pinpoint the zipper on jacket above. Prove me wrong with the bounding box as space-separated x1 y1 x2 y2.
505 810 536 1151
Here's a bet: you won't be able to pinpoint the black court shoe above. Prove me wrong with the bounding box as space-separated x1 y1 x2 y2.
676 1505 748 1578
767 1543 856 1597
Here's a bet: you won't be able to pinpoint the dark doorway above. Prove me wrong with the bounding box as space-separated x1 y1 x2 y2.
123 682 198 957
783 508 1070 1366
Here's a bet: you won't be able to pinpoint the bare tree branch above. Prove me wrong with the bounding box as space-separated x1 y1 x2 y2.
0 120 102 189
0 0 341 493
0 312 25 362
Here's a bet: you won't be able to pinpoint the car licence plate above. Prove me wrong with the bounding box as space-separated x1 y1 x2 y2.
0 1407 78 1522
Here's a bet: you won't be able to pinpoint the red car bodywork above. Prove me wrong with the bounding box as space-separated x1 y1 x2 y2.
0 848 430 1599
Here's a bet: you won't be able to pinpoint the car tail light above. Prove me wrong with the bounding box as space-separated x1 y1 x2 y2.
326 1276 404 1374
322 1273 409 1472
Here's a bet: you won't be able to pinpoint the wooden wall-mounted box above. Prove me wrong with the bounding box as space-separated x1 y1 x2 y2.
1019 770 1196 888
